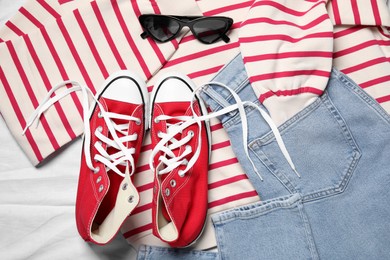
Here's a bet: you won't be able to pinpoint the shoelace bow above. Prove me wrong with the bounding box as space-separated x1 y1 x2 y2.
22 80 140 177
149 82 300 181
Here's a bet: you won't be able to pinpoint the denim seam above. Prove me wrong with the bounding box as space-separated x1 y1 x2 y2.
143 245 150 259
147 245 153 259
223 102 257 129
249 96 323 146
323 91 361 152
302 92 362 201
298 92 362 201
202 76 249 110
213 194 301 224
297 202 320 260
223 98 262 129
220 76 250 100
249 148 297 193
337 73 390 126
302 144 361 202
231 78 250 97
201 86 231 112
200 78 251 122
235 194 295 211
211 194 294 224
248 91 362 202
212 72 249 101
214 223 225 260
229 196 300 220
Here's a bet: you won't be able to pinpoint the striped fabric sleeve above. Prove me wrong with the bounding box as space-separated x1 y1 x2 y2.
239 0 333 126
239 0 390 125
0 0 82 41
328 0 390 113
327 0 390 26
0 0 201 165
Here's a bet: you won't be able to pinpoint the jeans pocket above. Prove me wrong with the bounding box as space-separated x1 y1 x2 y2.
249 94 362 201
211 194 319 260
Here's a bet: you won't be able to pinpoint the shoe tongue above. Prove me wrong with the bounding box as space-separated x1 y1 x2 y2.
158 101 192 145
103 98 139 119
158 102 191 118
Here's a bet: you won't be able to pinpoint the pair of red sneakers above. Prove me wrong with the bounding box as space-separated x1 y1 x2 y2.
74 71 210 247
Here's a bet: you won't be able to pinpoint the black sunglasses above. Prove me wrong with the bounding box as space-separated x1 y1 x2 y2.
139 14 233 44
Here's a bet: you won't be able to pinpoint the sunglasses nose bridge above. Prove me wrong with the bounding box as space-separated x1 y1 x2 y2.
175 23 194 38
183 24 193 33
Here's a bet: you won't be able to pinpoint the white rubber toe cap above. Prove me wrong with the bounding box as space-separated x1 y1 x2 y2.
100 70 147 105
152 72 195 103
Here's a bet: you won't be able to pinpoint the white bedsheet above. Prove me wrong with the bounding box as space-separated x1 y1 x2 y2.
0 1 136 259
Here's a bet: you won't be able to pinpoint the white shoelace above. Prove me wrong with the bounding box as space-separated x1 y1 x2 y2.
22 80 141 177
149 82 300 181
153 115 197 177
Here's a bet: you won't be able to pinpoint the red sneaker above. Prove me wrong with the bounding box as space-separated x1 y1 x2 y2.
149 72 210 248
75 71 148 245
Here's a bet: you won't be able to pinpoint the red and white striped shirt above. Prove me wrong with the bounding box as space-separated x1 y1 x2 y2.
0 0 389 251
240 0 390 125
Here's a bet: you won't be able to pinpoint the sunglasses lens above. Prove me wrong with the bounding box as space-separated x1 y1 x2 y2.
193 19 229 44
143 16 180 42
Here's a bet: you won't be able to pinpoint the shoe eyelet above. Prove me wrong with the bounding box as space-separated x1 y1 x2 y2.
135 119 141 126
97 126 103 132
98 184 104 193
128 195 134 203
122 183 128 190
98 111 103 118
170 179 176 188
93 167 100 174
165 188 170 196
178 170 185 177
96 176 102 183
188 130 194 137
154 118 160 124
182 159 188 166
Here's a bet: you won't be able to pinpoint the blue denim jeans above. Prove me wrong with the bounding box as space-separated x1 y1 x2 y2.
137 53 390 259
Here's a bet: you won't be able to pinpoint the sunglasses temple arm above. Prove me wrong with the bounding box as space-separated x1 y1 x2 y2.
140 31 149 39
221 34 230 43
